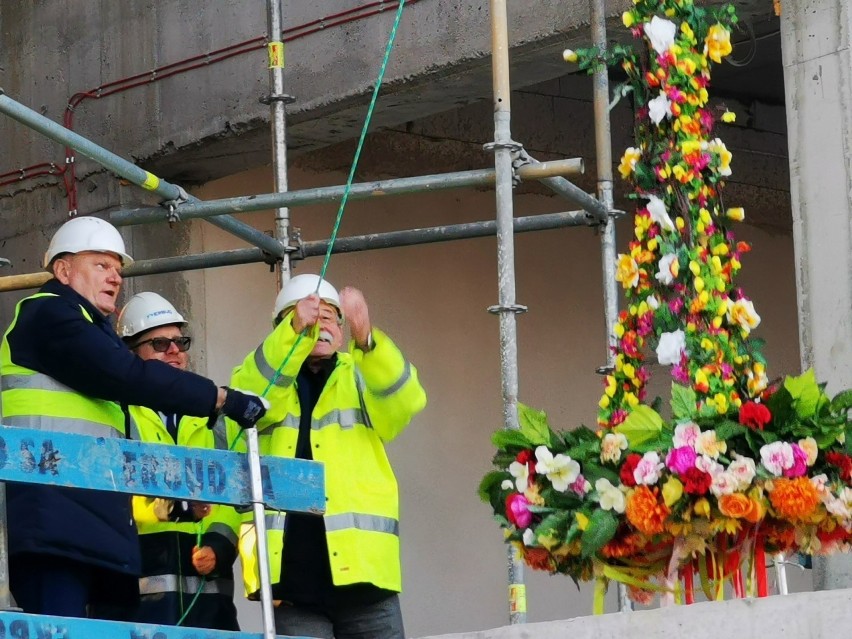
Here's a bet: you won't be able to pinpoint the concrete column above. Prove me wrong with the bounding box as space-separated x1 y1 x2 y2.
780 0 852 589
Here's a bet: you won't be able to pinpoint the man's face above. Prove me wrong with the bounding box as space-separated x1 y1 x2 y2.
53 251 123 314
310 301 344 359
130 325 189 370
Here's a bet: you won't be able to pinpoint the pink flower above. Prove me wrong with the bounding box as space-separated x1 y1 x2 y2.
673 422 701 449
760 442 794 477
666 446 698 474
633 451 665 485
569 474 592 496
783 444 809 478
505 493 532 528
669 297 684 314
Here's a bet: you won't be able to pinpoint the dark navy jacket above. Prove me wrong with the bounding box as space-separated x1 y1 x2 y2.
3 279 219 580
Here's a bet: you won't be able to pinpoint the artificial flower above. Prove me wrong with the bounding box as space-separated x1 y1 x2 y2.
709 472 737 497
769 477 820 522
522 527 537 546
695 430 727 459
655 253 679 285
601 432 629 463
505 493 532 528
704 23 733 63
562 49 578 63
682 468 713 495
626 486 670 535
508 460 530 492
726 207 745 221
648 92 672 125
620 453 642 487
695 455 723 477
615 254 640 289
596 478 626 513
718 493 762 523
825 452 852 481
534 446 581 492
646 194 675 231
707 138 733 176
656 329 687 365
760 442 795 477
727 298 761 333
662 476 684 507
673 422 701 449
721 110 736 123
633 451 665 485
739 401 771 429
618 147 642 179
666 446 698 474
728 455 757 489
645 16 677 54
798 437 818 466
783 444 809 478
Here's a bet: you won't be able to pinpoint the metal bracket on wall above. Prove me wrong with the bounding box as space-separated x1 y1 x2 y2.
487 303 528 315
0 258 10 269
259 93 296 105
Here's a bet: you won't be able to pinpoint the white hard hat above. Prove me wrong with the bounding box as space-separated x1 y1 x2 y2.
43 216 133 270
117 292 187 339
273 274 341 321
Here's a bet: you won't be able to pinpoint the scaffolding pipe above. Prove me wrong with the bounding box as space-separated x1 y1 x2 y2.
266 0 292 287
0 211 592 292
0 89 287 259
245 428 276 639
590 0 628 612
110 160 584 227
524 156 609 221
488 0 526 626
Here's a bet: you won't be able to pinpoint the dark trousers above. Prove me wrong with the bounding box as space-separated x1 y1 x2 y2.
273 594 404 639
10 553 137 619
10 554 93 618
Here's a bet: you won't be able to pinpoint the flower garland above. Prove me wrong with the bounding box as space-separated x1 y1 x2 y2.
481 0 852 609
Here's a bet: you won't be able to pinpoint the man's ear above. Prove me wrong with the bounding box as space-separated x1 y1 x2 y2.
52 257 72 285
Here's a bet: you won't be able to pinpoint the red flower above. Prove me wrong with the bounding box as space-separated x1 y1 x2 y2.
620 453 642 487
516 449 536 482
682 468 712 495
739 401 771 430
825 452 852 482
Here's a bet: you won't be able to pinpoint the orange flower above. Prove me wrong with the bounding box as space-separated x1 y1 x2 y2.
718 493 762 523
521 546 554 572
769 478 820 522
601 531 648 559
626 486 670 536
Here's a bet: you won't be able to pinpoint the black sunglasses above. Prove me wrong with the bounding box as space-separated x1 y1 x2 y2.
132 336 192 353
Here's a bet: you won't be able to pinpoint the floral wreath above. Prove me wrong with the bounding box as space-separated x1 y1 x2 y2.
480 0 852 610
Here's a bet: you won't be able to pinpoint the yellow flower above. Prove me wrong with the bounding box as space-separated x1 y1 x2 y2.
576 512 590 530
562 49 578 63
680 22 696 44
727 298 761 334
726 207 745 221
618 147 642 179
662 476 684 507
681 140 702 155
798 437 818 466
713 392 729 414
676 217 685 230
672 165 688 181
614 323 625 338
605 375 617 397
707 138 733 176
615 254 640 289
694 276 705 292
721 111 736 123
694 498 711 518
599 395 610 409
705 24 733 63
622 11 635 28
712 243 729 256
623 363 636 379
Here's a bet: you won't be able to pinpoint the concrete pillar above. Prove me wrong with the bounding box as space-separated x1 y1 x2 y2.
780 0 852 589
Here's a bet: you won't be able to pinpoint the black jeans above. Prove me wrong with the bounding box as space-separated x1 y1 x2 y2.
273 593 405 639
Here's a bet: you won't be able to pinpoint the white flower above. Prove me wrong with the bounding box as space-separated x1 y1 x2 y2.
647 294 660 310
596 478 626 514
760 442 794 477
644 16 677 54
810 473 829 496
656 329 686 366
798 437 818 466
522 527 537 547
825 496 851 520
633 451 665 486
673 422 701 449
534 446 580 492
655 253 678 286
648 92 672 125
728 455 757 490
508 460 529 492
601 432 629 463
646 194 675 231
727 298 761 334
709 472 738 497
501 479 515 490
696 454 724 477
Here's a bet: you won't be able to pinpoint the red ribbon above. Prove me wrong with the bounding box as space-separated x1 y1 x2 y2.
755 536 768 597
684 561 695 604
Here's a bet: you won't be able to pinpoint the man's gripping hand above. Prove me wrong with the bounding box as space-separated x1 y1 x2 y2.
219 387 269 429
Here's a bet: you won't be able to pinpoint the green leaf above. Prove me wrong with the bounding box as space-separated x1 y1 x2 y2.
784 369 824 418
517 403 554 447
580 462 620 485
615 405 664 447
536 511 572 539
630 432 674 454
671 384 698 420
565 439 601 460
766 386 796 428
580 509 618 559
713 419 747 441
478 471 510 503
830 389 852 415
492 429 532 450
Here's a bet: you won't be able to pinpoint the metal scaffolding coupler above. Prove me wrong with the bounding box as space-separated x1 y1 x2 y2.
487 303 528 315
259 93 296 105
483 139 525 186
161 186 190 227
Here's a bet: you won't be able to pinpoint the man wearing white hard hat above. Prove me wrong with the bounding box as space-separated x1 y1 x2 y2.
116 292 241 630
232 274 427 639
0 216 267 619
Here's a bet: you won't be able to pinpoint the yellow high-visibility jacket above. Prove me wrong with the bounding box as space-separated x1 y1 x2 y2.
233 313 426 598
129 406 243 626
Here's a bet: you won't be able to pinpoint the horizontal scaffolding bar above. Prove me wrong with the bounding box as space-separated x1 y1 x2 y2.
0 89 287 258
110 159 585 227
0 210 593 292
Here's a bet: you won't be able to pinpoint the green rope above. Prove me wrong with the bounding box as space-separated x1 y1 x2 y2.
259 0 408 398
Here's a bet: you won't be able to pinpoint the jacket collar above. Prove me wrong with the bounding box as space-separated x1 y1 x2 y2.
41 278 110 325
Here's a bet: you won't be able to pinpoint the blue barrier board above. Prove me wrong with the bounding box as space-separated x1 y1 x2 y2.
0 426 324 515
0 611 314 638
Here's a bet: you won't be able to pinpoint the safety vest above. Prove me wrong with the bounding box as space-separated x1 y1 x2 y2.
233 316 427 598
129 405 243 597
1 292 125 437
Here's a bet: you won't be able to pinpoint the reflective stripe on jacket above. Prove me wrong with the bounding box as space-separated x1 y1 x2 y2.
1 292 125 437
232 313 427 597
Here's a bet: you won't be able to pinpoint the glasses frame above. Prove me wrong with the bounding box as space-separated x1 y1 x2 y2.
131 336 192 353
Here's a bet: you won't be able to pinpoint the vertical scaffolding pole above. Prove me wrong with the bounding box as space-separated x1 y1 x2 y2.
0 258 10 610
487 0 526 625
591 0 630 613
265 0 293 285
